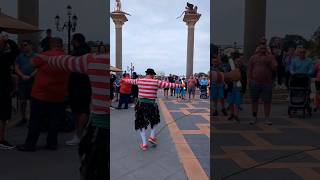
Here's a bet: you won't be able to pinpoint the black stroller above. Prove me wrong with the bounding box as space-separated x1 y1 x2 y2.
288 74 312 118
200 85 208 99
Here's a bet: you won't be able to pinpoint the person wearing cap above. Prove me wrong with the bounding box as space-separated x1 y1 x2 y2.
123 68 180 151
290 47 314 75
0 36 20 149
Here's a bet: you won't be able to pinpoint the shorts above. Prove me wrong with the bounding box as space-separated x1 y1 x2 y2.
176 88 181 94
181 89 186 96
188 87 195 95
211 84 224 100
0 89 12 120
250 81 273 103
227 87 243 105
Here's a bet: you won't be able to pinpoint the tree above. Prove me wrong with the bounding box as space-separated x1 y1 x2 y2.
309 26 320 57
283 34 309 49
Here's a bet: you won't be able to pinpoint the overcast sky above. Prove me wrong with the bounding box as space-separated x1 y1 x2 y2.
1 0 107 43
212 0 320 45
110 0 210 76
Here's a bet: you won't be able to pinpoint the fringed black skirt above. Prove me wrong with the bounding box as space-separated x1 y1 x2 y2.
135 100 160 130
79 124 109 180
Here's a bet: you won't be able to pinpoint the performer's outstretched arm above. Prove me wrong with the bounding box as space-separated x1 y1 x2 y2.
158 80 180 89
38 53 108 74
123 78 138 85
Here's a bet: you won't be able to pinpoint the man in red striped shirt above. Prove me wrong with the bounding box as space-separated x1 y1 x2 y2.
123 68 179 151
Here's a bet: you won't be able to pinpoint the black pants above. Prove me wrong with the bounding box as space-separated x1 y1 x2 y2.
170 88 175 96
277 66 285 85
117 93 130 109
285 71 291 88
79 125 109 180
25 98 65 147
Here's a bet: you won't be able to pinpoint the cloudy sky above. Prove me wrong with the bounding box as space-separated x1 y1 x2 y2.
110 0 210 76
212 0 320 45
1 0 107 43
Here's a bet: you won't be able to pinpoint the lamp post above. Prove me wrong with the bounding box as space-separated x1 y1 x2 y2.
55 5 78 54
130 62 134 77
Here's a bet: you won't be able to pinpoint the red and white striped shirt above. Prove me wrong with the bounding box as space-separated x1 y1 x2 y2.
46 54 109 115
124 78 179 99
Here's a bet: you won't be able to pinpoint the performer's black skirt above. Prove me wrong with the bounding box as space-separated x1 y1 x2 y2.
135 101 160 130
79 124 109 180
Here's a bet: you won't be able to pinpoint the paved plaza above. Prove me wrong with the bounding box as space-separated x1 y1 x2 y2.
213 103 320 180
0 126 80 180
111 91 209 180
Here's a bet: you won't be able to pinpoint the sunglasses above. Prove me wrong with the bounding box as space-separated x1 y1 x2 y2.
21 43 29 47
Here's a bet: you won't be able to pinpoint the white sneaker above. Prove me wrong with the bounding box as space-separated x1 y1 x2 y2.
130 104 135 108
65 135 80 146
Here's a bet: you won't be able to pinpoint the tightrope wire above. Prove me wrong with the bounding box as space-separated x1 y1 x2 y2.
220 147 320 180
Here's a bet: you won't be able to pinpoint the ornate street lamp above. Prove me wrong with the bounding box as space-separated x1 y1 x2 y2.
55 5 78 54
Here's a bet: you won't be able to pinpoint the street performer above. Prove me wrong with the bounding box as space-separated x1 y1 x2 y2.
123 68 180 151
35 52 109 180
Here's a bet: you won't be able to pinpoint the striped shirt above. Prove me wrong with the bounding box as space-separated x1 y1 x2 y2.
46 54 109 115
124 78 179 99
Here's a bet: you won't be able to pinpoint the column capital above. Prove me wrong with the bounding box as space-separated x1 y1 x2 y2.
183 13 201 27
111 11 128 28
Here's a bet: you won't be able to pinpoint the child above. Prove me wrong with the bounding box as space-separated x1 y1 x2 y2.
212 56 227 116
314 57 320 112
227 57 244 122
176 78 182 99
181 78 187 100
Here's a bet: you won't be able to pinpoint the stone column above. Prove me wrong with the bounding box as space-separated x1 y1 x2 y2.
183 13 201 78
111 12 128 72
244 0 266 62
17 0 40 50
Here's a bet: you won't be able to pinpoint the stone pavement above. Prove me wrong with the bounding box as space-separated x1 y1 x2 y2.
213 104 320 180
111 91 209 180
0 127 80 180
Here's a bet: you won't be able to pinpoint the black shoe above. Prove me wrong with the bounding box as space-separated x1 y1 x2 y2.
116 107 122 110
17 145 36 152
0 140 16 150
124 107 128 109
45 145 57 151
221 108 228 116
